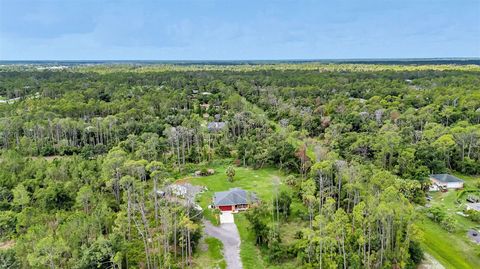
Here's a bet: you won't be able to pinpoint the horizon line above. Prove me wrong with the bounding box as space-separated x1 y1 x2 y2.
1 57 480 62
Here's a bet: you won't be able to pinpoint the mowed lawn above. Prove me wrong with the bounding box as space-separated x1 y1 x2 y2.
188 165 288 201
187 165 293 269
188 165 289 222
418 174 480 269
417 217 479 269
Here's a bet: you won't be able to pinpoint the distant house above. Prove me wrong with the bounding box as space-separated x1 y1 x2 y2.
429 174 464 191
207 121 226 132
162 183 205 199
466 203 480 212
213 188 258 212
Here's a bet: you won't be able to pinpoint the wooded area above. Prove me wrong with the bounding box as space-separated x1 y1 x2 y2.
0 63 479 268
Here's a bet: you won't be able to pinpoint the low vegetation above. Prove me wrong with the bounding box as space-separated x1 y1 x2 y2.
194 237 226 269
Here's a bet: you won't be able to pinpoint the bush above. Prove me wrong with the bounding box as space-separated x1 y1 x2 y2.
407 240 424 268
0 211 16 239
183 163 198 174
426 206 457 232
200 168 209 176
225 166 235 182
285 175 297 186
466 209 480 223
460 157 480 175
245 206 270 246
440 215 457 232
0 248 19 269
266 230 284 263
294 230 303 239
426 206 446 223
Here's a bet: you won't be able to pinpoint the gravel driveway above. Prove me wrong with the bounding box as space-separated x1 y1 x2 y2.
203 220 243 269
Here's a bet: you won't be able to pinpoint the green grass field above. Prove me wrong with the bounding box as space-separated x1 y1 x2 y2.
418 173 480 269
417 217 479 269
188 165 288 199
188 165 289 223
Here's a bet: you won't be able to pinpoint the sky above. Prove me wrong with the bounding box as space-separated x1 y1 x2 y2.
0 0 479 60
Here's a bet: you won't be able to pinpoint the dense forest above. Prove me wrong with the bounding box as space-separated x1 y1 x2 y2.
0 63 479 268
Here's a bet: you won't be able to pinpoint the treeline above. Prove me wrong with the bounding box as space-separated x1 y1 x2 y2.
0 70 301 171
237 69 480 176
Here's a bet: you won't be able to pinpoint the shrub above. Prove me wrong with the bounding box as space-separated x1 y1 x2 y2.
285 175 297 186
426 206 457 232
466 209 480 223
0 249 19 269
426 206 446 223
407 240 424 268
273 191 292 219
200 168 209 176
0 211 16 239
440 215 457 232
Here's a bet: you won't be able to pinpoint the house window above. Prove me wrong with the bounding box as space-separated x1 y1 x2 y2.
236 204 248 210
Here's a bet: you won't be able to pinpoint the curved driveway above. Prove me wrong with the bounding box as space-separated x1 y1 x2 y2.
203 220 243 269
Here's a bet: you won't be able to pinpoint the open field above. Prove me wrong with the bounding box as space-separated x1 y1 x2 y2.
187 165 289 220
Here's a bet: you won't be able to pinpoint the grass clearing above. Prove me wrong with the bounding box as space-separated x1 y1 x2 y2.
188 165 289 224
188 165 288 201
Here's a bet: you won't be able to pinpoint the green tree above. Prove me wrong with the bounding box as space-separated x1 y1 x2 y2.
27 235 69 269
274 191 292 219
75 185 94 214
12 184 30 210
225 166 235 182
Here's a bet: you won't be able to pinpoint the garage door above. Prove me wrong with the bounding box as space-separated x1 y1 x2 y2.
219 205 231 211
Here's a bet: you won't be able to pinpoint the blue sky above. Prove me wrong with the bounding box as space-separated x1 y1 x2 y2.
0 0 479 60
